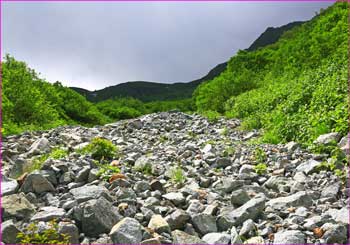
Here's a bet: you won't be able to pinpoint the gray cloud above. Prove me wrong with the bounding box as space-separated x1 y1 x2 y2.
3 1 332 90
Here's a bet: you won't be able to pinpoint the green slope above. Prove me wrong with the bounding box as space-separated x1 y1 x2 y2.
194 2 348 145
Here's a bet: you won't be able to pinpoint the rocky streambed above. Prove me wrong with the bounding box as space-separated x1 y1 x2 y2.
1 112 349 244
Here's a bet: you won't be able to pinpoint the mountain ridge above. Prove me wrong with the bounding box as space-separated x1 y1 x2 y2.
71 21 304 102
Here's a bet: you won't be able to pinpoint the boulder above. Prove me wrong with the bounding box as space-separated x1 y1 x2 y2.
191 213 217 235
266 191 315 210
217 194 266 230
109 217 143 244
314 132 341 145
1 220 21 244
148 214 171 234
273 230 305 244
58 222 80 244
202 233 231 244
165 209 190 230
171 230 207 244
20 170 55 194
81 197 122 237
30 206 66 222
2 193 35 220
69 185 112 203
1 176 19 196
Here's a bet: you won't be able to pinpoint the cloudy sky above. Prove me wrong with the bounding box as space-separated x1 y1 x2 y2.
3 1 333 91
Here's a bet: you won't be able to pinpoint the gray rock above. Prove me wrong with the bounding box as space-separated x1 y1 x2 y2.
31 206 66 222
217 194 266 230
244 236 265 244
134 156 151 170
267 191 315 210
20 171 55 194
162 192 185 206
202 233 231 244
70 185 112 203
81 197 122 237
218 178 244 193
115 188 137 203
88 168 99 182
150 179 165 193
321 223 347 244
285 141 299 151
165 209 190 230
171 230 207 244
1 220 21 244
192 213 217 235
231 189 250 206
273 230 305 244
314 132 341 145
321 182 340 199
239 219 256 237
75 166 90 183
27 137 50 155
325 207 349 224
295 159 320 175
58 222 80 244
109 217 143 244
1 176 19 196
148 214 171 234
231 226 243 244
216 157 231 168
134 180 150 193
2 193 35 220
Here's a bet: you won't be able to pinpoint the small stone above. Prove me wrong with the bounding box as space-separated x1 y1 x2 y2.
321 223 347 244
148 215 171 234
296 160 320 175
321 182 340 199
231 226 243 244
75 166 90 183
244 236 265 244
150 180 165 193
239 219 256 237
69 185 112 203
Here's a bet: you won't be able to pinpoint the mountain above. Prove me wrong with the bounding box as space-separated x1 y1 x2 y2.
71 21 305 103
246 21 305 51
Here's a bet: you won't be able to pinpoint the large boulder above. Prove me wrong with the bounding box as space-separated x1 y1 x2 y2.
80 197 122 237
27 137 50 156
1 176 19 196
266 191 315 210
217 194 266 230
1 220 21 244
2 193 35 221
20 170 55 194
109 217 143 244
191 213 217 235
273 230 305 244
69 185 113 203
314 132 341 145
30 207 66 222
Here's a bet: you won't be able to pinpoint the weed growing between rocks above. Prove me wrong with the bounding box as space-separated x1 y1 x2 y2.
17 220 70 244
80 137 118 161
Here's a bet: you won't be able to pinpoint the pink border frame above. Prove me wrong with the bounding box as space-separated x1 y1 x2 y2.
0 1 348 245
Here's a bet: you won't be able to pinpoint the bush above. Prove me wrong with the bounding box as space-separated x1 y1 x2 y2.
254 163 267 175
82 138 118 160
170 166 186 184
17 220 70 244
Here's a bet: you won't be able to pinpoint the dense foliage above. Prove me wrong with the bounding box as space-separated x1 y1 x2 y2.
194 2 348 145
2 56 193 136
2 55 109 135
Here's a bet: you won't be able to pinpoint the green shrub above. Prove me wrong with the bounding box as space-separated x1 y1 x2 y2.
96 162 121 181
170 166 186 184
134 163 153 176
254 163 267 175
17 220 70 244
50 148 68 159
82 138 118 161
253 147 267 163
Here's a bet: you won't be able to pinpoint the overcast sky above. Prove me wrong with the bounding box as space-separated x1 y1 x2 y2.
3 1 333 91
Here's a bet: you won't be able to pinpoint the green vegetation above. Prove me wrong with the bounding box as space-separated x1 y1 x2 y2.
253 147 267 163
134 162 153 176
50 148 69 159
254 163 268 175
81 138 118 161
17 220 70 244
96 162 121 181
170 166 186 184
194 2 348 145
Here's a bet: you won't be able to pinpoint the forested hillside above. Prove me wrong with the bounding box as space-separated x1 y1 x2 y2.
194 2 348 145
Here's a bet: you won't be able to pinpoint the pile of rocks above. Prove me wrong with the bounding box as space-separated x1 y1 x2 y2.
1 112 349 244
